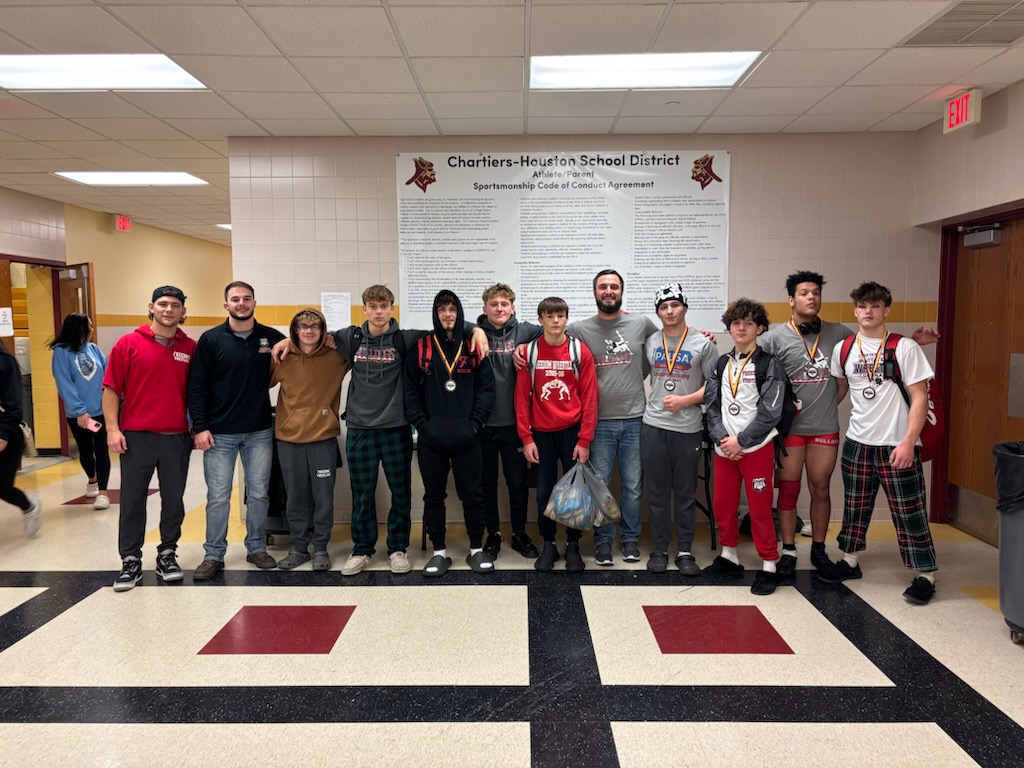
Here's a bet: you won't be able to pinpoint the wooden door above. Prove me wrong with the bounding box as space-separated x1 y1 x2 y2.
58 262 97 334
947 217 1024 543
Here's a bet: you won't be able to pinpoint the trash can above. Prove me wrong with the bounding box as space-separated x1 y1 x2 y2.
992 442 1024 645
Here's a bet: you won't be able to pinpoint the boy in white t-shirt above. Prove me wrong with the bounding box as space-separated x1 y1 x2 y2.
704 298 786 596
819 282 938 605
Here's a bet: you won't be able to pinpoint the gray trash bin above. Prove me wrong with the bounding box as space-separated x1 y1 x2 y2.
992 442 1024 645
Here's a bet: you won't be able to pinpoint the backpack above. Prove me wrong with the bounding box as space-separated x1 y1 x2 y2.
838 333 945 463
526 334 581 390
714 348 800 439
416 333 479 375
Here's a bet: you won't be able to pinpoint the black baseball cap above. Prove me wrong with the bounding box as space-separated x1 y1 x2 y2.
152 285 186 304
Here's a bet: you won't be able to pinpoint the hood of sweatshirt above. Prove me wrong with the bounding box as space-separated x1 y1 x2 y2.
288 307 329 356
431 289 466 348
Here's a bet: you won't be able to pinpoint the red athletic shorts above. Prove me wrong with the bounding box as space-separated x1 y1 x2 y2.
783 433 840 448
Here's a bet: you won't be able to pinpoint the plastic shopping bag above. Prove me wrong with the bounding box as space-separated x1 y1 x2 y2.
543 462 621 530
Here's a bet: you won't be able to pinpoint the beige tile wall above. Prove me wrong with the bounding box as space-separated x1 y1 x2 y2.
0 187 65 262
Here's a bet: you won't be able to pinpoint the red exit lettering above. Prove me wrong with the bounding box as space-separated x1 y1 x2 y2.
944 89 981 134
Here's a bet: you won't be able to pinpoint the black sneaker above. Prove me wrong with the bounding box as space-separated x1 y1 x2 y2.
816 560 862 584
903 576 936 605
113 559 142 592
510 532 539 558
535 541 559 572
564 542 585 572
595 542 613 566
701 556 745 577
751 569 780 595
777 553 797 578
622 541 641 562
647 553 669 573
810 545 834 571
483 531 502 559
156 550 183 582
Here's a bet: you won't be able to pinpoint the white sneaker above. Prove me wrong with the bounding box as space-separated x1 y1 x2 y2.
341 554 372 576
389 550 411 574
22 499 41 538
93 494 111 510
800 521 813 537
85 481 99 498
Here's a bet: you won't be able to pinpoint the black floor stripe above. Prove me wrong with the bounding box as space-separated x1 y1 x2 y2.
0 571 1021 767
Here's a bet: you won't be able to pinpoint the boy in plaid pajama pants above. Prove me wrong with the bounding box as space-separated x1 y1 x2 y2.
818 282 939 605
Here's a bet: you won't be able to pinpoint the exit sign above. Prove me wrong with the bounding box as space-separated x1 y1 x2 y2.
944 89 981 134
114 213 132 233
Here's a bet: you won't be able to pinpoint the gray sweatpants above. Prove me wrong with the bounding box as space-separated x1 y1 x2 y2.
276 438 338 554
640 424 703 555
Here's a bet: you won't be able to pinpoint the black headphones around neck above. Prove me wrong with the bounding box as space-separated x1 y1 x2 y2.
797 318 822 335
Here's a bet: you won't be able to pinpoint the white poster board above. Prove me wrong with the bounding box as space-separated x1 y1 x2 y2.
320 292 351 332
397 151 729 330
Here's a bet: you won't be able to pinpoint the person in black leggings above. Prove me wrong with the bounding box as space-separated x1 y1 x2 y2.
49 313 111 510
0 343 39 536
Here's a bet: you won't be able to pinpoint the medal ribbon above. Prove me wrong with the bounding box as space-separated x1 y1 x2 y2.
662 326 689 378
787 319 821 364
856 331 887 384
432 335 464 382
727 346 756 399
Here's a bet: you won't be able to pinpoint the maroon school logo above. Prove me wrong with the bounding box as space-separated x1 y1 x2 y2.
405 157 437 193
691 154 723 190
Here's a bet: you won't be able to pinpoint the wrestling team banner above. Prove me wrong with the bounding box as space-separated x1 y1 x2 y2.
396 151 730 331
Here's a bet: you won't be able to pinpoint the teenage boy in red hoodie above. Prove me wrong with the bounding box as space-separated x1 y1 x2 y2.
516 297 598 571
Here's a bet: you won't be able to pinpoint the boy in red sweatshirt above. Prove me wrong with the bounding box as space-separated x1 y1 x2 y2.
516 297 598 571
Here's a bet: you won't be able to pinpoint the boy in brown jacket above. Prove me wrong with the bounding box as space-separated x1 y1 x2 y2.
270 308 350 571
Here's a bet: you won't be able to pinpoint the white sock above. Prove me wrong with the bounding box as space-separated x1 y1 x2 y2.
678 551 691 558
843 552 859 567
782 545 797 556
721 546 739 565
469 547 482 556
762 559 777 573
917 571 936 583
433 548 447 559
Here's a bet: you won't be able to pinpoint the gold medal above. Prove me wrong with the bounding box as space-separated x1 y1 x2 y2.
432 335 464 395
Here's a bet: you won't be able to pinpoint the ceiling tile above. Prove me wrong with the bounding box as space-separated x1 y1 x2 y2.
810 85 935 114
698 115 797 133
412 57 525 92
220 92 337 120
73 118 190 141
899 84 971 114
716 86 833 115
620 89 730 117
849 48 1003 86
292 58 417 93
164 119 268 140
0 119 108 142
109 6 279 56
0 142 73 159
249 6 401 57
170 55 312 93
427 92 523 119
0 7 156 53
655 2 808 52
743 50 884 87
255 119 354 136
0 29 35 54
529 116 614 133
777 1 951 50
0 95 60 120
392 7 524 57
119 141 224 159
323 93 430 120
612 115 703 134
13 93 150 119
528 90 627 117
959 48 1024 88
438 117 525 135
869 112 941 131
35 141 159 162
784 113 895 132
530 4 664 55
346 118 438 135
116 92 245 120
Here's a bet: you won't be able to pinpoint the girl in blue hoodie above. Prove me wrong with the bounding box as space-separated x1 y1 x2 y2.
50 313 110 509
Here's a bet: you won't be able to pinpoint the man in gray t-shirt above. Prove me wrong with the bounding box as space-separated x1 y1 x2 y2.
641 283 717 576
567 269 657 566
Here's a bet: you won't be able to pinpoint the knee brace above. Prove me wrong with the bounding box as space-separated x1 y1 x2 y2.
777 480 801 511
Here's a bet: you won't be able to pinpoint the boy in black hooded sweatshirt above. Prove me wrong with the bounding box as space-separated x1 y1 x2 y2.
404 290 496 577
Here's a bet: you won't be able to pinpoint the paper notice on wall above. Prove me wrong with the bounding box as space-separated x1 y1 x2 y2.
396 151 730 331
320 292 351 332
0 308 13 337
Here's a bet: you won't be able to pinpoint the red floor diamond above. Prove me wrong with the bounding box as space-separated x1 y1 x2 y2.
643 605 794 654
199 606 355 655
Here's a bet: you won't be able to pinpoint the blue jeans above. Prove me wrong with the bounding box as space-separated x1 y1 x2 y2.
202 427 273 561
589 417 643 545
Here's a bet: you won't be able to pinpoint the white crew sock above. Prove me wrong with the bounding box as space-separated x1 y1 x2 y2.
762 559 777 573
917 571 936 584
721 546 739 565
843 552 859 567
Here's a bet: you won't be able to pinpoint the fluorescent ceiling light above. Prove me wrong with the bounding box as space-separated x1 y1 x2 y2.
216 224 232 231
55 172 209 187
530 52 761 90
0 54 205 90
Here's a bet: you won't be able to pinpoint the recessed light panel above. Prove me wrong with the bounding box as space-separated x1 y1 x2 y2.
0 54 206 90
55 172 209 187
530 52 761 90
